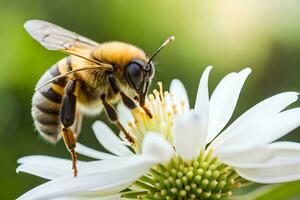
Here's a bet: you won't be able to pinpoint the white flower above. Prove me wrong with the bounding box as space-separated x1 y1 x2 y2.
17 66 300 199
17 132 173 200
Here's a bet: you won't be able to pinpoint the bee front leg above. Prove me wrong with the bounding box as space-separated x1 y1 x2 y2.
100 94 135 144
60 79 78 177
102 73 136 144
107 73 137 110
108 73 152 118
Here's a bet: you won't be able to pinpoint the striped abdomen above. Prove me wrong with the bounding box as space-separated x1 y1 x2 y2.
32 57 81 143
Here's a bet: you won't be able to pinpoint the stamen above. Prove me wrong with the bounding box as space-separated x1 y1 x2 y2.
126 82 185 151
158 82 164 100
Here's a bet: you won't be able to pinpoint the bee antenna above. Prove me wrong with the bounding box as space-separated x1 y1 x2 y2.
35 66 108 91
148 36 175 64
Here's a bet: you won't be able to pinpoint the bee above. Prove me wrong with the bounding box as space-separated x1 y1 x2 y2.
25 19 174 176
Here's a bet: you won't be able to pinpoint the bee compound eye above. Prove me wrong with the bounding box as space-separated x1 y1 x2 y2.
126 62 144 90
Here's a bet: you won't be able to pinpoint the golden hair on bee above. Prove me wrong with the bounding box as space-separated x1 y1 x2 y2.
25 19 174 177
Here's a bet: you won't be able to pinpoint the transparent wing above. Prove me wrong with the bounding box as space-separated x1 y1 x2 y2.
24 20 100 62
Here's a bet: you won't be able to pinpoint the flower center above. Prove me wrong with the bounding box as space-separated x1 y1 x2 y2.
123 150 244 200
128 82 185 152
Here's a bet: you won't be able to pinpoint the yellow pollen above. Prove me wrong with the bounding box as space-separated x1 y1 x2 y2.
126 82 185 152
128 122 133 127
180 101 185 109
172 105 177 114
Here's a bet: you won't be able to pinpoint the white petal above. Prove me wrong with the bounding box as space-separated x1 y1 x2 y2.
265 141 300 166
117 102 134 127
214 107 300 154
142 133 173 163
211 92 299 149
193 66 211 153
53 193 121 200
17 155 157 200
219 141 300 168
76 133 173 175
17 156 77 179
207 68 251 143
79 156 154 175
18 155 72 166
170 79 190 112
76 143 116 160
234 141 300 183
195 66 211 113
172 111 206 161
92 121 133 156
17 164 70 180
236 163 300 183
269 141 300 149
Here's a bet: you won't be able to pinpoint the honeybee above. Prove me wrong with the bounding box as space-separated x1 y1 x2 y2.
25 20 174 176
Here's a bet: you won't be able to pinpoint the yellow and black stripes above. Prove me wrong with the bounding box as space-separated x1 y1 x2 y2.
31 92 61 142
37 59 71 104
40 87 62 104
49 64 67 88
32 57 75 142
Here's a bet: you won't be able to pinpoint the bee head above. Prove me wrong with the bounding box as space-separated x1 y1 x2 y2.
125 59 154 106
125 36 174 107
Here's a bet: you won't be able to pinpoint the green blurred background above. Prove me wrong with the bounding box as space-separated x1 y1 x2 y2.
1 0 300 199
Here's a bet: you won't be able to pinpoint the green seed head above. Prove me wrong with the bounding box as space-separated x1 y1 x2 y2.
123 149 244 200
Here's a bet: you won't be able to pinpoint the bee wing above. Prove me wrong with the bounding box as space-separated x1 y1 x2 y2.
24 20 101 63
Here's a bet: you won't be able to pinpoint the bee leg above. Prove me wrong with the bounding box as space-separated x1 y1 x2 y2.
107 73 137 110
107 73 139 142
140 105 153 119
62 128 77 177
100 94 135 144
60 79 78 177
108 73 152 118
